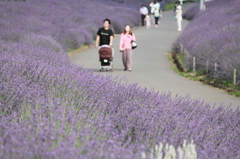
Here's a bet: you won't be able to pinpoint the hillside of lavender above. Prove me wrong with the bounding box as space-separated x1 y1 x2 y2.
173 0 240 84
1 0 240 158
0 0 144 52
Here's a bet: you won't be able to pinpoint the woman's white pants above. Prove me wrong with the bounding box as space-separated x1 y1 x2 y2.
176 17 182 31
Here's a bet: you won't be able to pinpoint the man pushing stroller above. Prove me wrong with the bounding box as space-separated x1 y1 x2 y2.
96 18 114 48
95 18 114 71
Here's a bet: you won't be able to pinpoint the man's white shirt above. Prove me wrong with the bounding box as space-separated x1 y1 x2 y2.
140 7 148 15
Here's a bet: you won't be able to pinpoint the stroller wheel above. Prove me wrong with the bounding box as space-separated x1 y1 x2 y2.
99 69 103 72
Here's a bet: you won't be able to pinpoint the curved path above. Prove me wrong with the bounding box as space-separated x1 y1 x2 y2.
71 4 240 110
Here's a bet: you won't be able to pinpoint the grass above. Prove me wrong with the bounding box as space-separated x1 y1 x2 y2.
67 44 95 59
68 44 89 53
167 52 240 97
164 3 175 11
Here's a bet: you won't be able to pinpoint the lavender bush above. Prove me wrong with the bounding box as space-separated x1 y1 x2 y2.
173 0 240 84
182 3 199 20
1 0 240 158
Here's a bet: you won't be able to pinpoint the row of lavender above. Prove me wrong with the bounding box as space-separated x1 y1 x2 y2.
1 0 240 158
1 39 240 158
173 0 240 84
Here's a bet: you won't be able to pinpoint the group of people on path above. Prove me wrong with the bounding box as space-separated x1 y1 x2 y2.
140 0 163 28
95 1 183 72
95 19 135 72
140 1 183 31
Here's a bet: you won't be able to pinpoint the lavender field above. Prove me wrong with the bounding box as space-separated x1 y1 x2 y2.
1 0 240 158
0 0 144 51
173 0 240 84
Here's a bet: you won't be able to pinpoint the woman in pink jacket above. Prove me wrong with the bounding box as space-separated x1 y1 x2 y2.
119 25 136 71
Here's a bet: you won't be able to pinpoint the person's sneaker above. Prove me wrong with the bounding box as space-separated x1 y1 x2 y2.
124 68 127 71
128 69 132 72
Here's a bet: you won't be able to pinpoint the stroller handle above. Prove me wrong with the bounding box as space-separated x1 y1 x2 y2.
98 45 113 50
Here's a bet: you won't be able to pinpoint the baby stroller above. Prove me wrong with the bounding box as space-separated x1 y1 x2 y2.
98 45 114 72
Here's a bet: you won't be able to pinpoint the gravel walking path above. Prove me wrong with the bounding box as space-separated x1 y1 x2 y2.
71 3 240 110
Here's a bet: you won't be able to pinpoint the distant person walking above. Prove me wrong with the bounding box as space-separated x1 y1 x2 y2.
158 0 163 14
139 5 149 26
145 14 151 29
150 1 159 24
119 25 136 72
150 1 160 27
153 8 160 28
175 5 182 31
95 19 114 48
149 1 155 24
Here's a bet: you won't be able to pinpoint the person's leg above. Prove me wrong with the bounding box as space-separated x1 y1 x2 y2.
177 19 178 31
147 21 150 29
151 14 155 24
126 49 133 70
111 47 114 58
122 50 127 70
177 18 182 31
156 17 159 24
141 15 145 26
179 18 182 31
155 17 159 28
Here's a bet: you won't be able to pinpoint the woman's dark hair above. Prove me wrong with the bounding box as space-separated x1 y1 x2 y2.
123 27 132 35
103 18 111 24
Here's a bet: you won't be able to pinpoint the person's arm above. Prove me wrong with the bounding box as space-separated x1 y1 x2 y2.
109 36 113 47
109 29 114 47
96 28 101 48
128 33 136 41
119 34 124 51
176 9 180 15
95 35 100 48
149 2 153 7
174 5 177 13
132 34 136 42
